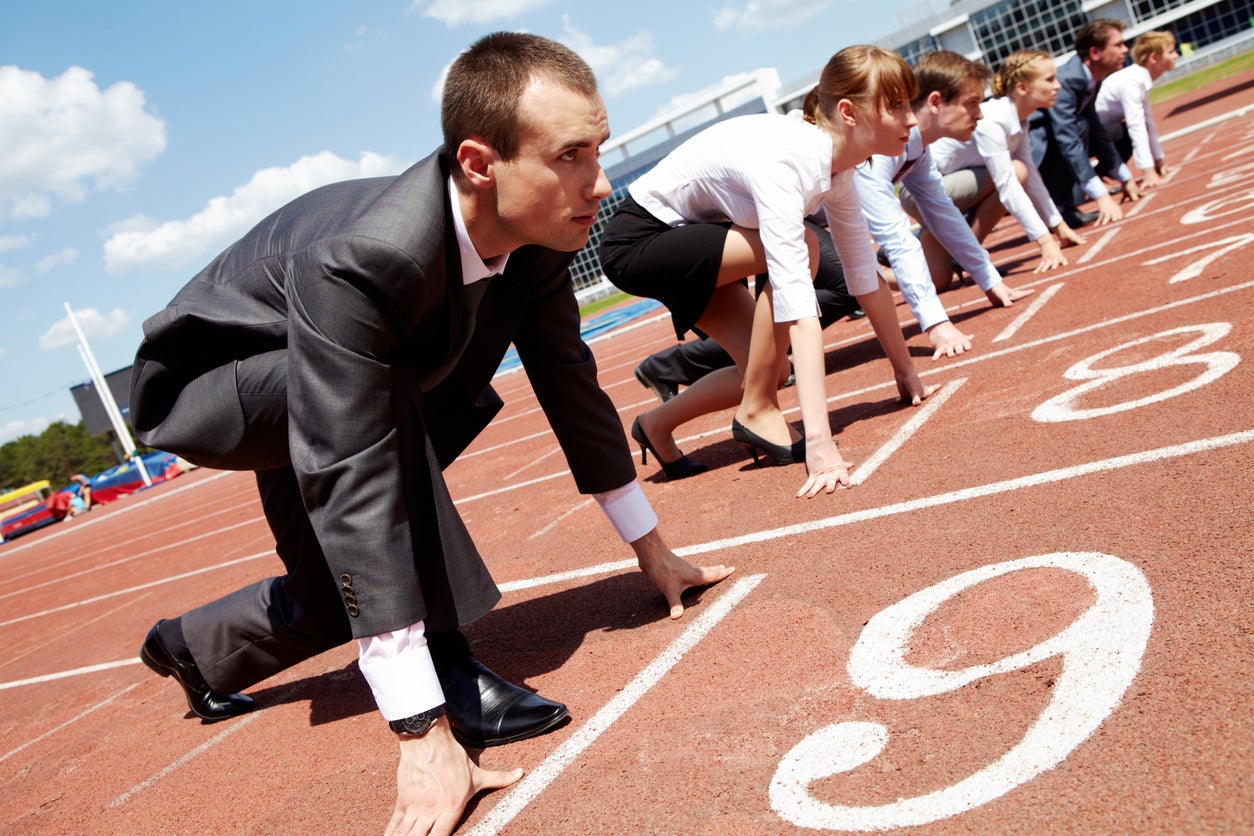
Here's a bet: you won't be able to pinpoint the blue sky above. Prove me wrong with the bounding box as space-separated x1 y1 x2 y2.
0 0 940 447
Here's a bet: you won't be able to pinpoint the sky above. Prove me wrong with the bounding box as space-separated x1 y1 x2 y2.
0 0 944 446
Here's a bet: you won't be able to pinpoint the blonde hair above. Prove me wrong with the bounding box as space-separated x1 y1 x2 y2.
803 45 917 131
992 50 1052 98
1132 31 1176 66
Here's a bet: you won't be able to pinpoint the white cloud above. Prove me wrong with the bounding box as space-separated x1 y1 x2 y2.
0 65 167 221
39 307 130 350
0 347 9 357
0 233 34 252
36 248 79 273
560 18 679 97
0 265 21 288
0 417 51 444
713 0 831 31
102 151 403 275
415 0 557 26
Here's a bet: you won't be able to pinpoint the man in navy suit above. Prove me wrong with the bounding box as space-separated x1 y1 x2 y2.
1030 19 1142 228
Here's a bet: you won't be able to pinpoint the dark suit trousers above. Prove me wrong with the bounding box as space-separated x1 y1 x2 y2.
637 223 859 388
180 351 481 694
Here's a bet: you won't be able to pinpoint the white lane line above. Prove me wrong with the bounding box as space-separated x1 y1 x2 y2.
529 498 596 540
0 593 153 672
7 428 1248 694
0 658 142 691
467 572 767 836
1077 227 1120 264
992 282 1065 343
1126 191 1157 217
0 551 272 629
0 516 265 603
505 443 562 480
679 429 1253 557
850 378 967 487
0 469 236 558
0 681 144 764
456 279 1254 502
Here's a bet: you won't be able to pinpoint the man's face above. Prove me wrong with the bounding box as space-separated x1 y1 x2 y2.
1090 28 1129 79
935 79 985 142
492 79 612 254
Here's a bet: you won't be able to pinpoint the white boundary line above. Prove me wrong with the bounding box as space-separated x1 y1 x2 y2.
850 378 967 487
0 682 144 764
1078 227 1121 263
467 572 767 836
992 282 1065 343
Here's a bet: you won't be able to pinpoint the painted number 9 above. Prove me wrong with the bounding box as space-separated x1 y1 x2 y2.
770 552 1153 831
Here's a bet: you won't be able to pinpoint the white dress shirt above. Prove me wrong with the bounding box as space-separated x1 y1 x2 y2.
856 127 1002 331
629 111 880 320
358 180 659 721
1095 63 1164 171
931 97 1063 242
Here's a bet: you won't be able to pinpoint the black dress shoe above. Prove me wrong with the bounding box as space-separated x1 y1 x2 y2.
140 621 255 723
435 652 569 748
1062 207 1100 228
633 365 678 403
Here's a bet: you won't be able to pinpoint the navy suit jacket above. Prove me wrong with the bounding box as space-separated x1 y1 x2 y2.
1028 55 1122 192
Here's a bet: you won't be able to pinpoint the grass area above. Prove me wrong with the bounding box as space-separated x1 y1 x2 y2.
1151 49 1254 103
578 290 633 318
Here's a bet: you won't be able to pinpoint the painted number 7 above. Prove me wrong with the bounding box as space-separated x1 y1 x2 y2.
770 553 1153 831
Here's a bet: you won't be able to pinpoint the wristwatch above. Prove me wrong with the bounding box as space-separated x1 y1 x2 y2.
388 704 447 737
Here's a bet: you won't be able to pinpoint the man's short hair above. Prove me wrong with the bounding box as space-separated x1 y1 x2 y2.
1075 18 1126 58
441 32 598 184
910 50 992 109
1132 31 1176 66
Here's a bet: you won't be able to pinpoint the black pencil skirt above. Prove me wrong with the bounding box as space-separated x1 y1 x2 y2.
598 195 732 340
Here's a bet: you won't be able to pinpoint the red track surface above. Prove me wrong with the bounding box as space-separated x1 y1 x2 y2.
2 72 1251 835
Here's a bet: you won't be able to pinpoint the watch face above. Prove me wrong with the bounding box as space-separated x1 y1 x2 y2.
391 705 445 737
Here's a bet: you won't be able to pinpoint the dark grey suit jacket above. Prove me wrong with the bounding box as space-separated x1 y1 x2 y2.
1028 55 1122 200
131 151 635 637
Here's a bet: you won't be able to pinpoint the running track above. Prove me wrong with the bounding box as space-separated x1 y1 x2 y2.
1 71 1251 834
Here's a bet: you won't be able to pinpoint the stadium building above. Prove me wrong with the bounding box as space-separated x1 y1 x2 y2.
571 0 1254 300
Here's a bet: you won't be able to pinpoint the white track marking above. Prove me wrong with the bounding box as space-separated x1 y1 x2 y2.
467 573 766 836
0 682 143 764
529 498 596 540
850 378 966 487
0 551 272 628
0 658 142 691
1126 191 1156 217
1077 227 1120 263
992 283 1064 343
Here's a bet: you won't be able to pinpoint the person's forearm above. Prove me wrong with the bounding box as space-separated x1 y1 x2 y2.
856 281 913 374
786 316 832 445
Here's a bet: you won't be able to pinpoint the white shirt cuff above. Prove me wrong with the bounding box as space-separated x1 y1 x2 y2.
1083 176 1108 201
594 480 658 543
357 621 445 721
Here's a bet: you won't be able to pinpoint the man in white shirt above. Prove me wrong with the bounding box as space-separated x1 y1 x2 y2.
857 50 1033 360
1096 30 1177 189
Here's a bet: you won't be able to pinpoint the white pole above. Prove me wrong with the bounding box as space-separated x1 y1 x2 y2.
65 303 152 487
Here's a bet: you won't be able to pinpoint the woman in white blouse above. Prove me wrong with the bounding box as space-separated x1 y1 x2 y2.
1096 31 1178 189
599 45 930 498
930 50 1085 273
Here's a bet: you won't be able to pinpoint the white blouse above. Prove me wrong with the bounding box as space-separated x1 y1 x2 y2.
930 96 1062 242
1095 63 1164 170
629 111 879 323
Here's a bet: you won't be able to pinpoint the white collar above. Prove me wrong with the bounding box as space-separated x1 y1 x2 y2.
448 176 509 284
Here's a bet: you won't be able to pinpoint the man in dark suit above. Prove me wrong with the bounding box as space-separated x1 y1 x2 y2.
1029 18 1141 228
130 32 732 833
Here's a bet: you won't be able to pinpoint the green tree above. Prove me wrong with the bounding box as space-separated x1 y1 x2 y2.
0 421 120 492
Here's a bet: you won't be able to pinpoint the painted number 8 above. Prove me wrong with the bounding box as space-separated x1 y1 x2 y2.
1031 323 1238 423
770 553 1153 830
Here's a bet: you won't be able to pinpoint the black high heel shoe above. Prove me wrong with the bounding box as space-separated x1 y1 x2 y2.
630 417 708 480
731 418 806 467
